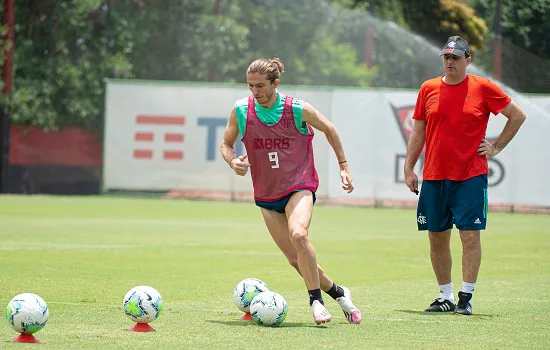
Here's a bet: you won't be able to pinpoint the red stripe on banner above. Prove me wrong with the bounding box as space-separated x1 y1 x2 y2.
134 132 154 141
163 150 183 160
164 133 184 143
136 115 186 125
134 149 153 159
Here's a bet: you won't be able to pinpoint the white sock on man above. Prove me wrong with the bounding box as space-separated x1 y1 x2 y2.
462 282 476 295
439 282 454 302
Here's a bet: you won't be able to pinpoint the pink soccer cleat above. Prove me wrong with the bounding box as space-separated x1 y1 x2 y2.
336 286 362 324
311 300 332 325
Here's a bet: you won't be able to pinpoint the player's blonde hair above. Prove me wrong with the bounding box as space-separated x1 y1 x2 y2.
247 58 284 82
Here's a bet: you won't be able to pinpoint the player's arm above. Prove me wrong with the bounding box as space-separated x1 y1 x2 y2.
220 107 250 176
478 100 526 156
404 119 426 194
302 102 354 193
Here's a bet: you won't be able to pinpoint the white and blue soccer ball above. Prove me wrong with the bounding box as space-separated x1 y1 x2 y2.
232 278 269 313
123 286 164 324
250 291 288 326
6 293 49 334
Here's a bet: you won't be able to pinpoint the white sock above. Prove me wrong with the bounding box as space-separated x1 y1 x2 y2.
439 282 454 302
462 282 476 295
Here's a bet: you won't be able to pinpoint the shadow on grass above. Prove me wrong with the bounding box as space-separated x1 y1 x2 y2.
395 310 496 318
206 320 325 328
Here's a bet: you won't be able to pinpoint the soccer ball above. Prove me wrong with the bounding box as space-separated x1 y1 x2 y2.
250 291 288 326
232 278 269 313
6 293 49 334
123 286 164 324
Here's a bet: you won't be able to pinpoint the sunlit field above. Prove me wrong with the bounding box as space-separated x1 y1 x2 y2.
0 196 548 349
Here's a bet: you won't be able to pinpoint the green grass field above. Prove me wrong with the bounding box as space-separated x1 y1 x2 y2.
0 195 549 349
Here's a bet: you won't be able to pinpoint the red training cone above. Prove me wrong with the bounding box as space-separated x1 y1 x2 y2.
129 323 156 332
11 333 43 343
240 313 253 321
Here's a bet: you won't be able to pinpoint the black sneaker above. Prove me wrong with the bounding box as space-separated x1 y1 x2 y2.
454 291 473 315
425 298 456 312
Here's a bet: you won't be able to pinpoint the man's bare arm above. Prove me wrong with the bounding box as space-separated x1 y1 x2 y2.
302 102 354 193
220 108 250 176
220 107 239 166
405 120 426 172
404 120 426 194
478 100 526 156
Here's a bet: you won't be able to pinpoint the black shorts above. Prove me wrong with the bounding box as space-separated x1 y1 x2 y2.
255 190 317 213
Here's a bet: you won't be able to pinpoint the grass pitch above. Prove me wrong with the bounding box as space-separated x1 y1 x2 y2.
0 195 549 349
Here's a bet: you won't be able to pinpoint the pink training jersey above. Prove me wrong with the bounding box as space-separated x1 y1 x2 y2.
241 95 319 202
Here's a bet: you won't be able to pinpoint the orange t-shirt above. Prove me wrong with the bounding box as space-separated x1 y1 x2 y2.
413 74 512 181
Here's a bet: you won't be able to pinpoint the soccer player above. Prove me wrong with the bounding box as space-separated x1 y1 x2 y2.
220 57 362 325
404 36 526 315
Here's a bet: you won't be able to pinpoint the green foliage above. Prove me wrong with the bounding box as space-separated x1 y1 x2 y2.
336 0 406 25
227 0 376 86
8 0 547 130
4 0 375 130
374 0 407 26
474 0 550 59
8 1 137 130
0 0 8 93
128 0 249 82
328 4 442 88
337 0 489 88
401 0 487 52
288 33 375 87
473 0 550 92
438 0 488 52
234 0 375 87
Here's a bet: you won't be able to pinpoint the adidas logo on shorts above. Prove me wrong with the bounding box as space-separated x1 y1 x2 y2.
474 218 481 224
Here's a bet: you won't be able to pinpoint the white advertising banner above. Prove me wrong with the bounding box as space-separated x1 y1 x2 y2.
104 80 550 207
529 95 550 113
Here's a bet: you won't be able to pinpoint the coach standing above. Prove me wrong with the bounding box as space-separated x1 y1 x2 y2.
404 36 526 315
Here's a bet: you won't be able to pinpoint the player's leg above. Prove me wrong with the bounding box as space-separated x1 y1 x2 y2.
259 207 332 290
419 180 456 312
260 204 360 324
427 229 455 311
260 207 298 266
429 230 453 286
284 190 331 324
451 174 487 315
288 212 361 324
260 208 324 284
261 205 361 324
454 229 481 315
288 191 362 324
259 191 359 324
284 191 318 290
259 201 330 324
459 230 481 284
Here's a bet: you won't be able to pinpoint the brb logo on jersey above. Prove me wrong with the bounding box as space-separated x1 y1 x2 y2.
252 138 290 150
390 104 505 187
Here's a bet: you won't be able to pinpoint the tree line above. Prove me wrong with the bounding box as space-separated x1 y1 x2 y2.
1 0 548 131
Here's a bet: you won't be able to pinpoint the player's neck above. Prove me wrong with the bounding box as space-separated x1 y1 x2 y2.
443 73 467 85
258 93 279 108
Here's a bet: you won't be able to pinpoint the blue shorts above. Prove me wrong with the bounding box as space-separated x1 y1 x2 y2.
255 191 317 213
417 174 488 232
